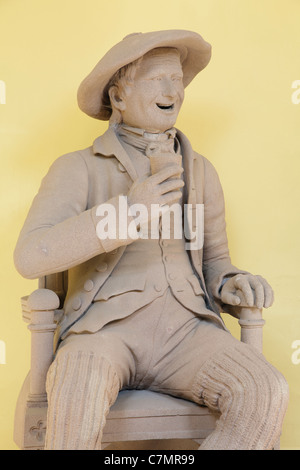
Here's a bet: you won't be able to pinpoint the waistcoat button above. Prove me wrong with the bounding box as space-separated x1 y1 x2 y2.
84 280 94 292
72 297 82 311
118 162 126 172
96 262 108 272
154 284 162 292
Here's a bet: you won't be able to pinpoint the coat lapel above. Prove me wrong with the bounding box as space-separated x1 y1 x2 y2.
176 129 197 206
93 126 139 182
176 130 214 309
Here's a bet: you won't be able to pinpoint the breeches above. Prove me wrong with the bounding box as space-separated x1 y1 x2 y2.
45 288 289 450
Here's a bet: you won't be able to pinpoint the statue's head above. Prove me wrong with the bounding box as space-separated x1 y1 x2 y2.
107 47 184 133
77 30 211 131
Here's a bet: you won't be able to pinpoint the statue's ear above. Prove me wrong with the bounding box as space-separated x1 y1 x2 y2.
108 85 126 112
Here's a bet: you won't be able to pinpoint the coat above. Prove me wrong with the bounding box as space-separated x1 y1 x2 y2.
14 126 245 347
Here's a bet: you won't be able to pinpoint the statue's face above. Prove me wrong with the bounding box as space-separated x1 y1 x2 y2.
120 49 184 133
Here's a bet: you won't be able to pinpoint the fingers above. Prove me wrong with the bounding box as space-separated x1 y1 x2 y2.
256 275 274 308
127 166 184 208
221 291 241 306
150 164 183 184
232 274 274 309
264 286 274 308
234 275 254 306
159 178 185 195
160 190 183 206
150 165 184 203
248 275 265 308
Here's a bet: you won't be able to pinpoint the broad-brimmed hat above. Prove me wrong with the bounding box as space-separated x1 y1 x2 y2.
77 29 211 120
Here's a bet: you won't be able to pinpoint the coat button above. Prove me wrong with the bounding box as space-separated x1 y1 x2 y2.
84 280 94 292
168 273 176 281
96 262 108 272
72 297 82 311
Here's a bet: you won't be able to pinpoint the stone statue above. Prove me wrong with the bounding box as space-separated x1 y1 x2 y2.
14 30 289 450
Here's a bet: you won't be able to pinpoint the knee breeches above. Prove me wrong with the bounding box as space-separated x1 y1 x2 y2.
45 289 289 450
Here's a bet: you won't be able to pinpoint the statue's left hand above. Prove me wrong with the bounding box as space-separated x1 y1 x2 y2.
220 274 274 309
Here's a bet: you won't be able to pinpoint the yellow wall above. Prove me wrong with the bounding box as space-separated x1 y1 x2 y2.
0 0 299 450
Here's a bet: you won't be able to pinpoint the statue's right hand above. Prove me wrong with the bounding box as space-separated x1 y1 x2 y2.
127 165 184 221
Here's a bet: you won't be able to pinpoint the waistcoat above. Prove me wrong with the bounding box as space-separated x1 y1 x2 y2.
70 128 208 334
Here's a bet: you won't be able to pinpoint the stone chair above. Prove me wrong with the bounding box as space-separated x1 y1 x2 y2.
13 272 269 450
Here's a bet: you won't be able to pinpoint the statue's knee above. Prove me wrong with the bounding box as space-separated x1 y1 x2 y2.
220 360 289 417
268 368 289 412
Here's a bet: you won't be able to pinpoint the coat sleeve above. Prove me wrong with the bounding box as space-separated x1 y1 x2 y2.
14 152 137 279
201 156 248 314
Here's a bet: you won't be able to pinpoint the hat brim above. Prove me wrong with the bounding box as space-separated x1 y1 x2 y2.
77 30 211 120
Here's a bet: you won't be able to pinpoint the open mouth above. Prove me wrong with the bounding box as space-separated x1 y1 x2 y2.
156 103 175 111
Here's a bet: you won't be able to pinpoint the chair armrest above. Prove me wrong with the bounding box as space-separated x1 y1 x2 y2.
238 307 265 353
22 289 60 402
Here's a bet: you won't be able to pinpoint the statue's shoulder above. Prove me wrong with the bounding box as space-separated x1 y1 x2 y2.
194 151 220 179
49 140 104 176
176 129 216 174
193 150 215 170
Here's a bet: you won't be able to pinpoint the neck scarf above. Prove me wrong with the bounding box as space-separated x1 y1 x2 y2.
117 124 179 156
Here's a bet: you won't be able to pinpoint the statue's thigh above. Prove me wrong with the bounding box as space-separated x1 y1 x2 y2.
56 329 137 389
150 320 255 402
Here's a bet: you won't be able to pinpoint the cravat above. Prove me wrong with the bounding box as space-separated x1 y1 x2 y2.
117 124 179 156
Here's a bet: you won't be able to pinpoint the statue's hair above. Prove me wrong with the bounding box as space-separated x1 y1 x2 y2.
103 58 143 125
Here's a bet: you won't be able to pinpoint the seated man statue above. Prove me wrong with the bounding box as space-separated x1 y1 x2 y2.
14 30 289 450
